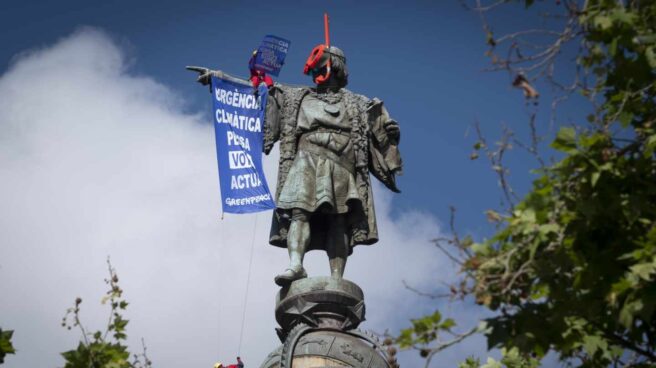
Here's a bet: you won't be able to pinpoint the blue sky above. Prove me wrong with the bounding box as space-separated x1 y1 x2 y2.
0 1 581 367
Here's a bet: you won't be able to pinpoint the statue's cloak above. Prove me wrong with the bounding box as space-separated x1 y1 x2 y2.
263 85 402 252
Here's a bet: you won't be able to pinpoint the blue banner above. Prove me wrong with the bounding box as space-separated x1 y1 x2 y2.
252 35 291 77
211 76 276 214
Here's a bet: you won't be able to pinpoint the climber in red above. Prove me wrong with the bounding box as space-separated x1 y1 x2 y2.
214 356 244 368
249 50 273 89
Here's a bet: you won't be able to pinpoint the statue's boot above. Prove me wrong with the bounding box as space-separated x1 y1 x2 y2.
274 266 307 286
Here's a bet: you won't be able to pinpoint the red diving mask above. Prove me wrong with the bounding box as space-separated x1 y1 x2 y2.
303 13 332 84
303 44 331 84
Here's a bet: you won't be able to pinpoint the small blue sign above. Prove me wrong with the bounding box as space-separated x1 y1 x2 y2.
211 76 276 214
253 35 291 77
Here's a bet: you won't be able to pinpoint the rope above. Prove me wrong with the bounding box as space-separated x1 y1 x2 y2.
237 212 259 356
217 215 226 362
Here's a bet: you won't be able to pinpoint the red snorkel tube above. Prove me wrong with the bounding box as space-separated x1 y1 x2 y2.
303 13 332 84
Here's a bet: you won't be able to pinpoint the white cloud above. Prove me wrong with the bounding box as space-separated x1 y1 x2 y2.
0 28 486 367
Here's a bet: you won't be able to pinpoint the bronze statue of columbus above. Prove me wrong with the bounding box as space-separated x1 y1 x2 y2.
193 33 402 287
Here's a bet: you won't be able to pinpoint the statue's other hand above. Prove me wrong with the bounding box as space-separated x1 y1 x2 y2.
384 119 400 142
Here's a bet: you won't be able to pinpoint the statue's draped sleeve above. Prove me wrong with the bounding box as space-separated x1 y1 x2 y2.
263 85 284 155
367 98 403 193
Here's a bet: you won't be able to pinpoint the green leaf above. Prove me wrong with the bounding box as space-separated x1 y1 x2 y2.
646 47 656 69
486 210 503 223
610 277 633 297
557 127 575 143
396 328 414 348
429 310 442 324
114 317 128 331
582 335 607 356
538 223 559 235
481 357 503 368
617 111 633 127
609 9 637 25
471 242 493 256
619 299 644 327
630 261 656 281
551 127 577 153
459 357 482 368
0 329 16 364
645 135 656 157
591 171 601 187
441 318 456 331
593 15 612 30
519 208 537 225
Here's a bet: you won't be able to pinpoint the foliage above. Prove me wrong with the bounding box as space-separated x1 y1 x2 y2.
459 348 540 368
61 259 152 368
397 311 457 349
0 328 15 364
400 0 656 366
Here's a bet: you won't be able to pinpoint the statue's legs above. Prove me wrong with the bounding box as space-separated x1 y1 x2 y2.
326 215 348 279
274 209 309 286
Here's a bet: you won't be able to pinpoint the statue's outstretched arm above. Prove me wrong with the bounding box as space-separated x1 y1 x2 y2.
186 66 286 154
187 66 310 90
185 66 251 88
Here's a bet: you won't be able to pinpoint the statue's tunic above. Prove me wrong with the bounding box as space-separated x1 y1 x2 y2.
263 85 402 254
277 94 360 214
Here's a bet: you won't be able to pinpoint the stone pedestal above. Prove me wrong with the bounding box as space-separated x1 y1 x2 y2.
260 277 397 368
275 277 365 337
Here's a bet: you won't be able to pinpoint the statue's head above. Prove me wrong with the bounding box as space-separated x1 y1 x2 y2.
303 45 348 88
